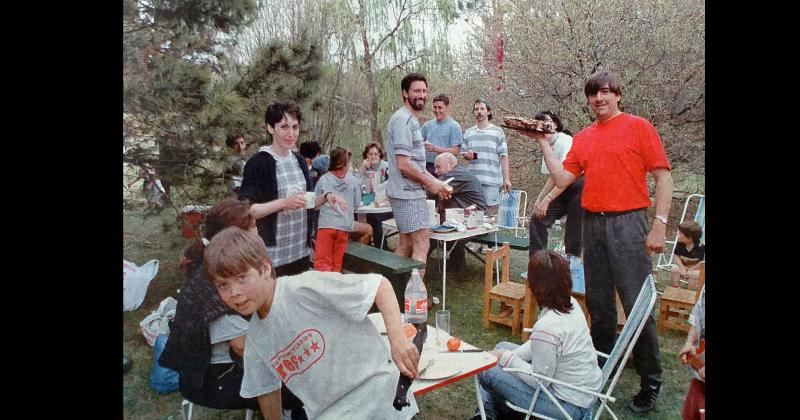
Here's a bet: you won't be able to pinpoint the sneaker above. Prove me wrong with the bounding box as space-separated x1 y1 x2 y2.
628 382 661 413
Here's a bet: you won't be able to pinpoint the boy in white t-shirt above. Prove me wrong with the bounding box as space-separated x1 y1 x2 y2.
204 227 421 420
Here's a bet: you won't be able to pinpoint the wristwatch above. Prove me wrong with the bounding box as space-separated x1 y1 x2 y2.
654 215 668 225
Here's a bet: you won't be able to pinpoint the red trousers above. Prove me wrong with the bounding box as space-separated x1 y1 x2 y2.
314 229 349 272
681 378 705 420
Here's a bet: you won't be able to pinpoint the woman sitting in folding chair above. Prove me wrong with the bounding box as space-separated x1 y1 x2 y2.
470 250 602 420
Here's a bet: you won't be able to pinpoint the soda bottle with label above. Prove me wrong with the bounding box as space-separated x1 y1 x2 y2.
403 268 428 324
548 220 565 257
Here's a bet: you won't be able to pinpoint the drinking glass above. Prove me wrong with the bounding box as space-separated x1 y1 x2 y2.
435 310 450 348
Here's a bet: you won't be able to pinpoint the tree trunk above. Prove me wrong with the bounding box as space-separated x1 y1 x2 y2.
357 0 383 145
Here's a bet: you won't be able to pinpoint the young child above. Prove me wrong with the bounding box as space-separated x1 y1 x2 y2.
313 147 372 272
204 227 420 419
679 286 705 419
670 220 705 289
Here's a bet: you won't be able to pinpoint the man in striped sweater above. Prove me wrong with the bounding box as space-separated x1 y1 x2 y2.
460 98 511 216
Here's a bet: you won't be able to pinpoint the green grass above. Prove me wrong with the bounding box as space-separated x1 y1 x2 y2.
123 210 694 419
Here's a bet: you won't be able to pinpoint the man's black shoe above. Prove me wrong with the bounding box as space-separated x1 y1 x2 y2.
628 381 661 413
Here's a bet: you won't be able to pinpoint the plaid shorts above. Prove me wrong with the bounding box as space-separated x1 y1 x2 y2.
389 197 428 233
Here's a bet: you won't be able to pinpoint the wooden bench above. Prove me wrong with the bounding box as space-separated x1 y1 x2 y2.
342 241 425 307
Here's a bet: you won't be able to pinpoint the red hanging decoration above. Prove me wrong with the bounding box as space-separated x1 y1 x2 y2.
495 32 504 91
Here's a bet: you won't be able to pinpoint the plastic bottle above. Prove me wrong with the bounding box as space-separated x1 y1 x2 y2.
548 220 565 256
404 268 428 324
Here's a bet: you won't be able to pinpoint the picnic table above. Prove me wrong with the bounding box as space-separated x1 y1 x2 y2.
368 313 497 420
382 218 499 310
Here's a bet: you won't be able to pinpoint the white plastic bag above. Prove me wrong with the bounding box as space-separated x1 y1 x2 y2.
123 259 159 311
139 296 177 346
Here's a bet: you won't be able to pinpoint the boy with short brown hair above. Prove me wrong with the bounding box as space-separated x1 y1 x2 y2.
204 227 420 420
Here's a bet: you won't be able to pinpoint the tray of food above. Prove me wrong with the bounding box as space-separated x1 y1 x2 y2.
500 116 556 134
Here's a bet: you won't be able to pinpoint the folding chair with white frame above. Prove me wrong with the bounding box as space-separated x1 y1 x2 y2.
497 189 528 238
181 400 253 420
656 193 705 275
503 275 658 420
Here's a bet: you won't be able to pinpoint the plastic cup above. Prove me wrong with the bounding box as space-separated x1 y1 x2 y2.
435 310 450 348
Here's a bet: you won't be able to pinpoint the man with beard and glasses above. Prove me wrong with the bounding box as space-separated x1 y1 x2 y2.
385 72 451 279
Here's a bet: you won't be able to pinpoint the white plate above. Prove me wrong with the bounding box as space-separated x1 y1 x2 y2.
418 361 461 380
368 313 404 334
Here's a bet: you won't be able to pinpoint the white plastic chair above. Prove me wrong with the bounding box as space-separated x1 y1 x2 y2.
497 190 528 237
181 400 253 420
503 275 658 420
656 194 705 273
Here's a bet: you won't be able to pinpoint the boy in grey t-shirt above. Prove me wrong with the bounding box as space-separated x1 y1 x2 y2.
204 227 421 420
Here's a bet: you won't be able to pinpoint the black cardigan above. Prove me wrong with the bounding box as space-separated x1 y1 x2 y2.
238 150 314 249
158 250 231 400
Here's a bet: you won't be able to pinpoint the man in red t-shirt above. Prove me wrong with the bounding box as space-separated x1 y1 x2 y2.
520 71 673 413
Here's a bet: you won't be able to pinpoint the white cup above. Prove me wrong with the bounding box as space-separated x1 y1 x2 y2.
304 191 316 209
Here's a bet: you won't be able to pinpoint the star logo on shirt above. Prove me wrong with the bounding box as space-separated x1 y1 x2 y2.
270 329 326 383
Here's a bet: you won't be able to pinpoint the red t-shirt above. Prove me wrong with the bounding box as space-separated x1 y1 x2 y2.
563 113 670 212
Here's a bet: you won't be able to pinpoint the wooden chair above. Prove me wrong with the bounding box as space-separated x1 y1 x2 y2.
483 243 532 336
658 261 705 335
616 291 626 333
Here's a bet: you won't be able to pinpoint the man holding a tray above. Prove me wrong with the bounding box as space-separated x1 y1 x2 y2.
519 70 673 414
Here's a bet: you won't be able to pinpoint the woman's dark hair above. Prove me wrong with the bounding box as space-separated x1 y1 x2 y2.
264 101 302 128
526 250 574 314
185 198 254 266
584 70 622 97
299 140 322 159
204 198 254 239
362 141 385 160
539 111 565 133
329 147 351 171
678 220 703 245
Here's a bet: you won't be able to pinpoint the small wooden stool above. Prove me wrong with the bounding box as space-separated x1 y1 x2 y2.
483 243 531 337
658 262 705 335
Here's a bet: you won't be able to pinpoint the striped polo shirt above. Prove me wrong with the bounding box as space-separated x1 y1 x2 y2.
461 123 508 186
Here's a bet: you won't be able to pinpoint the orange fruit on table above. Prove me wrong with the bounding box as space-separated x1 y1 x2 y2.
447 337 461 351
403 323 417 338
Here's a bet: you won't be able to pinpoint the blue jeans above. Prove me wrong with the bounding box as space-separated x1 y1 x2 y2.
476 342 591 420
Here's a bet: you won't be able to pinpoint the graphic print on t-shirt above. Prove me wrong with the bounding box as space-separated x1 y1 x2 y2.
270 328 326 382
